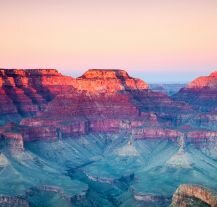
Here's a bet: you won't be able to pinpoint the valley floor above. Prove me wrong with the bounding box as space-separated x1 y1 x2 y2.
1 133 217 207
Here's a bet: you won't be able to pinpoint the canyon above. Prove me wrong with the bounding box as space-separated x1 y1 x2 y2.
0 68 217 207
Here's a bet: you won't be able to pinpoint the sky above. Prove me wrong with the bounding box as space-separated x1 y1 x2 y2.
0 0 217 83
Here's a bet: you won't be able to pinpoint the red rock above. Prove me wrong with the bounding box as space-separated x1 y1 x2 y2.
174 70 217 111
0 88 18 115
187 70 217 89
1 68 216 143
171 184 217 207
0 68 149 120
74 69 148 93
15 69 193 141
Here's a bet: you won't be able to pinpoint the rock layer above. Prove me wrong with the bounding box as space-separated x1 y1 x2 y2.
0 68 216 147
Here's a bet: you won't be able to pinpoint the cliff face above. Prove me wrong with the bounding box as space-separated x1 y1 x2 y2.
75 69 148 93
0 69 65 119
0 68 150 141
0 69 148 118
0 68 217 146
172 70 217 138
16 69 190 141
173 71 217 112
171 184 217 207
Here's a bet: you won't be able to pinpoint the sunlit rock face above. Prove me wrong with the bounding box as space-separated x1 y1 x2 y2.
187 71 217 89
76 69 149 93
81 69 130 79
174 70 217 112
0 68 148 118
0 69 66 119
15 69 150 141
14 69 192 141
1 68 217 145
171 184 217 207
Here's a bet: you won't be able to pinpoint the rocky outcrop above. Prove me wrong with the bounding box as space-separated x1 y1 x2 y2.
0 69 66 118
132 128 182 140
75 69 149 93
134 193 171 206
0 123 24 152
187 71 217 89
3 132 24 153
0 195 29 207
173 71 217 112
171 184 217 207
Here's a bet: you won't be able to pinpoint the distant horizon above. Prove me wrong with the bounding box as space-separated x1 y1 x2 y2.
0 0 217 83
0 66 215 84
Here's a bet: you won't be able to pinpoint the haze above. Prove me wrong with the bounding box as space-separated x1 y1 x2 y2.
0 0 217 83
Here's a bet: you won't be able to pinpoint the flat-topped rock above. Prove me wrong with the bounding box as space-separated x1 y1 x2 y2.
79 69 131 79
75 69 149 92
0 69 61 77
187 70 217 89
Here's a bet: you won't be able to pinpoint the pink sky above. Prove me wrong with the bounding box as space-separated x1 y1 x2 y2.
0 0 217 82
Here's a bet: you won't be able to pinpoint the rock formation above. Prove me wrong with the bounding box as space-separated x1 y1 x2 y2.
0 195 29 207
171 184 217 207
174 70 217 112
0 68 216 148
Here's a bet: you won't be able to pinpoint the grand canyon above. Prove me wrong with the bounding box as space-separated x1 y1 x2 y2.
0 68 216 207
